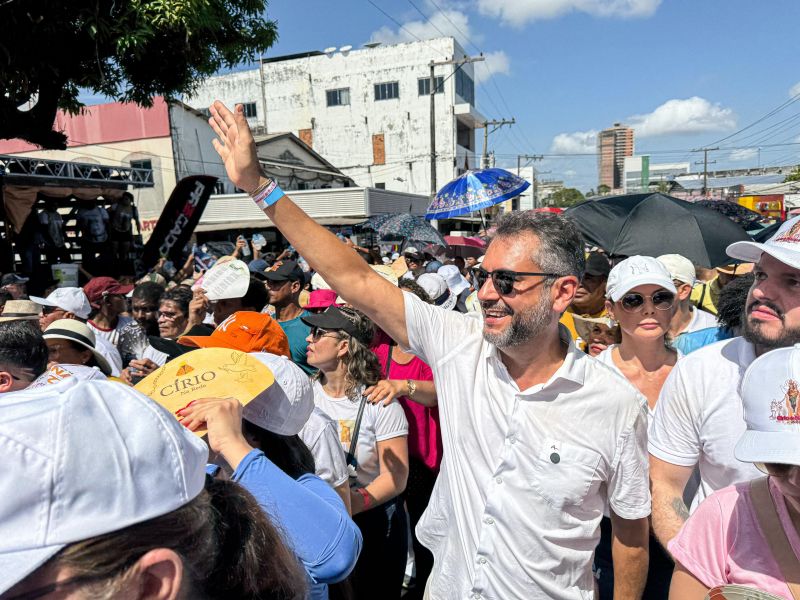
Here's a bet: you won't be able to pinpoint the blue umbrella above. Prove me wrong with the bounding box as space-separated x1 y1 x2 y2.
426 168 531 220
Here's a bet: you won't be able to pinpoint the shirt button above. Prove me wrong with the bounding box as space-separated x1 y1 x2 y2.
478 557 487 565
508 435 517 444
484 517 495 525
495 476 503 484
472 594 482 599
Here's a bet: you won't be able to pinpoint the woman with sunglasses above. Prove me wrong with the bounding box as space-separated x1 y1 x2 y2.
592 256 679 600
669 346 800 599
302 306 409 600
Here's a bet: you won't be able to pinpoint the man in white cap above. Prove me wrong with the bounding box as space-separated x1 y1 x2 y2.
438 264 471 313
656 254 716 340
30 287 123 376
650 216 800 549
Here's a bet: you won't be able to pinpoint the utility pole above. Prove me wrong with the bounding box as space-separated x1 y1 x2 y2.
482 118 515 169
692 146 719 197
429 54 484 196
517 154 543 208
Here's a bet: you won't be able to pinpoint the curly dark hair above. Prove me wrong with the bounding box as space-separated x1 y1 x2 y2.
718 272 755 331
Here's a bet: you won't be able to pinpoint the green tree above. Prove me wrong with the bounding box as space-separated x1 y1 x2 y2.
597 184 611 195
549 188 586 208
785 165 800 182
0 0 277 149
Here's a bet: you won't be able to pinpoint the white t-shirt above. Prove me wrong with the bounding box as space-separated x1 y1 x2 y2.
88 316 134 348
299 407 349 488
682 307 717 335
311 380 408 488
403 291 650 600
648 336 761 512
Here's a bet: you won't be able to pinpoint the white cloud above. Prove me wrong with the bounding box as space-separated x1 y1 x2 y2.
790 81 800 98
476 0 660 26
628 96 736 137
550 130 597 154
369 8 479 46
473 50 510 84
729 147 758 162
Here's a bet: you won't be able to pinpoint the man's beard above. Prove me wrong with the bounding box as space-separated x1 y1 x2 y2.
742 300 800 351
481 292 553 348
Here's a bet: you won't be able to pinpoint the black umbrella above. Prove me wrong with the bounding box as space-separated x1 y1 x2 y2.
694 199 765 230
563 192 751 268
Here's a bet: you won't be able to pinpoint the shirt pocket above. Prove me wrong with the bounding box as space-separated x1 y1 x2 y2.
530 440 602 510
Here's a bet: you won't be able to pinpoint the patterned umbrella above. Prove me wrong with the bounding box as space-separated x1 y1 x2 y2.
368 213 448 247
426 168 531 220
694 200 765 229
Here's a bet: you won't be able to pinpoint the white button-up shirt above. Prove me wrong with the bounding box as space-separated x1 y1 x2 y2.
403 292 650 600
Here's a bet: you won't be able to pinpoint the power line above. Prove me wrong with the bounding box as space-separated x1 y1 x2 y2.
705 93 800 147
365 0 449 59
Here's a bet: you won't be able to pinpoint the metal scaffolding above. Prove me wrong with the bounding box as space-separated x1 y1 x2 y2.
0 154 154 188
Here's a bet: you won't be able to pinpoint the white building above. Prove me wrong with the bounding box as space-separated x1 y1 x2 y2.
187 37 485 198
623 155 690 193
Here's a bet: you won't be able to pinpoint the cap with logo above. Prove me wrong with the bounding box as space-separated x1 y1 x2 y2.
29 288 92 320
135 347 313 437
735 344 800 466
416 273 457 310
178 311 290 357
302 306 367 341
83 277 134 308
0 380 208 595
605 255 678 302
43 319 112 375
727 215 800 270
0 299 42 322
657 254 696 286
262 260 305 282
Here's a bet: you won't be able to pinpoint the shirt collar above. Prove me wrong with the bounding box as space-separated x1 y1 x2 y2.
485 324 586 394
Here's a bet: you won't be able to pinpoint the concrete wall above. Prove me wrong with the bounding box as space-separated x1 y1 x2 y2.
187 37 481 198
168 104 233 192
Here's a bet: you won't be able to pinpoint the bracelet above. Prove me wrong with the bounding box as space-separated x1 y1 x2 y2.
356 487 372 510
247 178 271 197
406 379 417 398
251 179 286 209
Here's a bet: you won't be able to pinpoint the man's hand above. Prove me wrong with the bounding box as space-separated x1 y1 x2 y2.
187 289 210 330
120 358 159 385
365 379 406 406
232 237 246 258
208 101 262 193
177 397 253 470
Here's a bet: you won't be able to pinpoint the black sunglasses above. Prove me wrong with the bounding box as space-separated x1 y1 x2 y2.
474 267 562 295
619 290 675 313
309 326 341 342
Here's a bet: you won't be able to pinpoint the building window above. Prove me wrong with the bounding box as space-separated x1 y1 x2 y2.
455 70 474 105
418 76 444 96
375 182 386 189
326 88 350 107
130 159 152 172
374 81 399 101
242 102 258 118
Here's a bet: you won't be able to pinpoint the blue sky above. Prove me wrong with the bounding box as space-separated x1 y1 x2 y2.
254 0 800 192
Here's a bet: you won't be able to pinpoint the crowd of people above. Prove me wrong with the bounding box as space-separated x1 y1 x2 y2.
1 100 800 600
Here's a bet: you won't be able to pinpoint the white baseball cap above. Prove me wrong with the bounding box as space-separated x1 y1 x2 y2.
657 254 696 286
438 264 470 296
735 344 800 465
0 380 208 594
727 215 800 270
29 287 92 320
417 273 457 311
244 353 314 436
605 255 678 302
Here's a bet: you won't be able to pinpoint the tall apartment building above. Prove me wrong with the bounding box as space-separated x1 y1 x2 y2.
187 37 485 197
597 123 634 191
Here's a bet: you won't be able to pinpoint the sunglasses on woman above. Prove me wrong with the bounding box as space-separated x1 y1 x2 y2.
619 290 675 313
309 326 341 342
474 268 562 296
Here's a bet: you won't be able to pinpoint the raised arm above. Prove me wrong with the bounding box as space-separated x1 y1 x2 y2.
208 101 409 348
